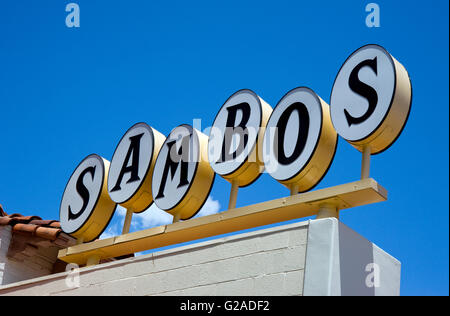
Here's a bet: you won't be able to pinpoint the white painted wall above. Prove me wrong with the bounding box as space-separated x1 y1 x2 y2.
0 219 401 296
303 218 401 296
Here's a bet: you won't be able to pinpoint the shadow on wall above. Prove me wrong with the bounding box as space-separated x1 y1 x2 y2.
338 222 375 296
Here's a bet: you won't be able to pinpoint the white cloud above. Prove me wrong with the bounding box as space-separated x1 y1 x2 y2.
131 204 173 230
192 196 221 218
100 195 221 240
100 223 121 239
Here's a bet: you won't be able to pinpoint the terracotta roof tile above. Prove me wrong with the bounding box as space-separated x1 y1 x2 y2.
0 216 14 226
0 205 7 217
49 222 61 228
13 223 39 235
36 226 61 241
29 219 58 226
0 204 66 243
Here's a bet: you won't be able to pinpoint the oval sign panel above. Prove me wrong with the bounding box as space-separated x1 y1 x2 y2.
152 125 215 220
263 87 337 193
108 123 165 213
60 154 116 242
330 44 412 154
208 89 272 187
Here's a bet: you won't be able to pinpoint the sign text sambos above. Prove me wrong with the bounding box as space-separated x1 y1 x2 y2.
59 44 412 242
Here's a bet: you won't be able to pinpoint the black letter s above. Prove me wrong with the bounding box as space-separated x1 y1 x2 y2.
68 166 96 220
345 57 378 126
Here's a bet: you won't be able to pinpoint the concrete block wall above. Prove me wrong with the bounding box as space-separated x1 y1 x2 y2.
0 221 308 296
0 226 60 285
0 226 12 285
0 218 401 296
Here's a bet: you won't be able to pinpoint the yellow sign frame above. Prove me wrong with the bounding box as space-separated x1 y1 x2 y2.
58 178 387 266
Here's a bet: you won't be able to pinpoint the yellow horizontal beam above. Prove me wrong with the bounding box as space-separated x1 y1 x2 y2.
58 178 387 265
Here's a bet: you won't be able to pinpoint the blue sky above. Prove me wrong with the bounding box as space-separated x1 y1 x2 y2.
0 0 448 295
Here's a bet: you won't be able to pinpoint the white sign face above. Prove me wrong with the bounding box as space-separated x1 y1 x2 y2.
263 87 323 181
152 125 200 211
60 155 106 234
108 123 154 205
330 44 396 142
208 89 262 176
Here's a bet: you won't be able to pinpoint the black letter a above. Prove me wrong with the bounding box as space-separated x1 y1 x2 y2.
110 133 144 192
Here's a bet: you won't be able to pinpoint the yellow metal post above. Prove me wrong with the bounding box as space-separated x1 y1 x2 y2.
290 184 299 196
122 209 133 234
361 145 371 180
316 203 339 219
172 213 181 223
228 180 239 210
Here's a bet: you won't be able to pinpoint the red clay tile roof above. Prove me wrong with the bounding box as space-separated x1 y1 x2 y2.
0 204 65 242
